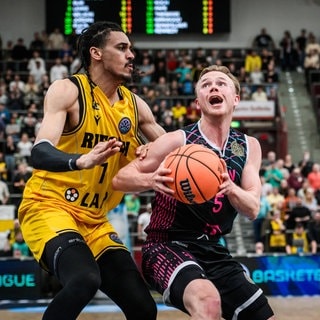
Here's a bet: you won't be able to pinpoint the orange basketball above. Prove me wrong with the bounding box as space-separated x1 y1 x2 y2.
163 144 226 204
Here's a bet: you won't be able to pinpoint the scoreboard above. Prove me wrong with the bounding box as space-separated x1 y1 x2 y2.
46 0 231 36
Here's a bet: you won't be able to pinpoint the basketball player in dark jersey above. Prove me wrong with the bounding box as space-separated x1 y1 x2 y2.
18 22 165 320
113 65 275 319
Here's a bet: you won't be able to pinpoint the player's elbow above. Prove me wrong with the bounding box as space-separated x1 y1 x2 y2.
112 175 122 191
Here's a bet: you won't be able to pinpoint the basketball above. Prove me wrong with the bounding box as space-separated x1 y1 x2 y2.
163 144 226 204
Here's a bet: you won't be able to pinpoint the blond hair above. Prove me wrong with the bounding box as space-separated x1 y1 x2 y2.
197 65 240 95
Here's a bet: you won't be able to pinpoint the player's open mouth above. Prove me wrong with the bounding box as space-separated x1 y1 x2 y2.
209 95 223 105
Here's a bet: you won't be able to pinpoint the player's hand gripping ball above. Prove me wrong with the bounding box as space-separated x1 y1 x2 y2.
163 144 226 204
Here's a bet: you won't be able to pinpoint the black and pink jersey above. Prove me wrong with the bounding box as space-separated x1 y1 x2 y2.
145 121 248 242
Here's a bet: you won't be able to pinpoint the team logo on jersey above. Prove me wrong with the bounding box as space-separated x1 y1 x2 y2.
94 114 101 125
65 188 79 202
231 141 244 157
109 233 124 245
118 117 131 134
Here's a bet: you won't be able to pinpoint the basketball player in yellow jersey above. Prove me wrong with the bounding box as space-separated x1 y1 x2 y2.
18 21 165 320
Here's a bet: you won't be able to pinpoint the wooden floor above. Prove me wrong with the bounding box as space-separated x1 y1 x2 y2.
0 297 319 319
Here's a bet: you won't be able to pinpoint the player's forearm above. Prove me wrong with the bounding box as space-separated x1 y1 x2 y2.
227 186 260 220
112 170 153 193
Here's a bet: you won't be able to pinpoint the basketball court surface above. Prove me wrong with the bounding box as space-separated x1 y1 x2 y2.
0 296 319 319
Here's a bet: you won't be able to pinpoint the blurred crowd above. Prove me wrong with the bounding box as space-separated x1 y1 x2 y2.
0 26 320 258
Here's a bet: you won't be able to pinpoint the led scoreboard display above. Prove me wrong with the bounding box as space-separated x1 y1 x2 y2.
46 0 230 36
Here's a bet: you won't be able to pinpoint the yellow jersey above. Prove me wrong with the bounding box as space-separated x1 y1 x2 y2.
19 74 145 225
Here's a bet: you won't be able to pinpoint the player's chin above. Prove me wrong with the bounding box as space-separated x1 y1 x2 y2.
122 72 133 82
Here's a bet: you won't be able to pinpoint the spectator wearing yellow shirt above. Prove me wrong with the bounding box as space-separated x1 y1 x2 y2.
171 100 187 128
244 49 262 73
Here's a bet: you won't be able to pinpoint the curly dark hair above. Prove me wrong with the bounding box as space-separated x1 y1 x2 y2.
76 21 124 73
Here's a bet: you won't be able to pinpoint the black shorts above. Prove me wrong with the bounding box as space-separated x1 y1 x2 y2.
142 240 274 320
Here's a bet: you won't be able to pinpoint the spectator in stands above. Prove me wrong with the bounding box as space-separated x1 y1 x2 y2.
38 74 50 97
249 66 265 87
47 27 65 51
264 159 284 188
192 47 207 66
298 150 314 178
7 85 25 111
244 49 262 74
49 57 69 83
277 158 290 180
251 85 268 101
137 202 152 241
154 76 170 96
283 153 296 174
282 187 299 216
302 187 319 213
29 59 47 86
304 47 320 90
287 167 304 193
16 132 33 164
3 68 14 87
305 32 320 56
185 100 201 125
237 66 250 84
9 73 25 93
285 197 312 230
23 74 40 106
0 151 8 181
162 114 175 132
12 226 31 258
29 31 45 52
21 111 38 140
239 85 251 100
264 60 279 84
307 163 320 199
2 219 20 256
260 174 273 197
308 210 320 253
279 30 296 71
253 193 271 250
260 48 274 73
58 41 74 67
295 28 308 73
124 193 141 233
0 102 11 125
5 112 21 141
27 50 46 74
138 56 155 85
268 210 286 252
279 178 290 198
179 72 194 95
285 222 311 254
108 198 131 251
12 161 32 195
174 59 192 84
171 100 187 128
166 49 179 75
252 27 275 50
169 79 180 95
153 59 167 84
0 86 8 105
267 186 285 215
206 49 220 65
3 134 18 182
192 61 205 83
11 38 29 70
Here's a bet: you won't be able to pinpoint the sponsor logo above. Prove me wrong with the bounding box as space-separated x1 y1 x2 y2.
110 233 124 245
65 188 79 202
118 117 131 134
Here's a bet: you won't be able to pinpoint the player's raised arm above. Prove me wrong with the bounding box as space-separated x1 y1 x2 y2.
112 131 184 193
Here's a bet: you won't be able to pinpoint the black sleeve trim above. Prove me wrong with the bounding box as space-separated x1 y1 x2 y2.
31 141 81 172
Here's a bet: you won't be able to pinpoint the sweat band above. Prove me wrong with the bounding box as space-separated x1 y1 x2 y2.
31 140 82 172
